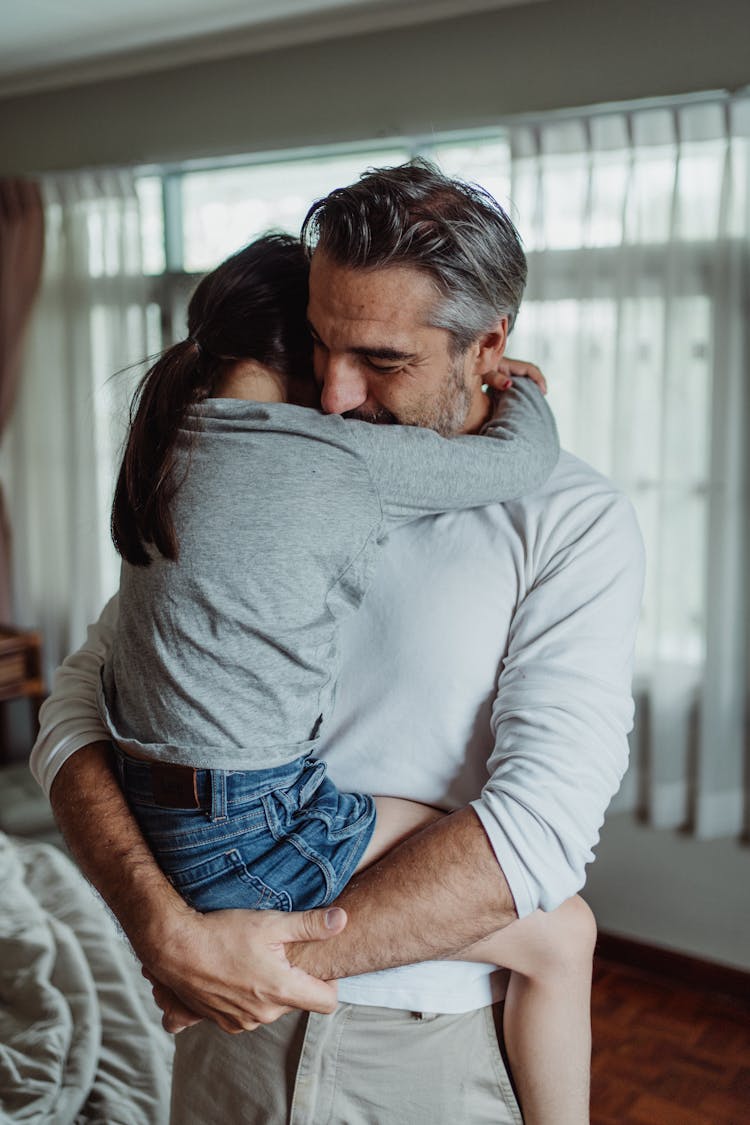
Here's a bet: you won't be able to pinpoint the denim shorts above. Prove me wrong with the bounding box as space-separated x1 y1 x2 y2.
113 750 376 912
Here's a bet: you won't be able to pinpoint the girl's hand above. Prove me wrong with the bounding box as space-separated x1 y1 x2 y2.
485 358 548 395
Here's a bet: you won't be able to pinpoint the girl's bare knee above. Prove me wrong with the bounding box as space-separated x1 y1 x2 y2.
518 896 597 980
559 895 597 958
544 896 597 973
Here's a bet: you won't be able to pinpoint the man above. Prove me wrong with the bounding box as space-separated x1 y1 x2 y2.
31 160 644 1123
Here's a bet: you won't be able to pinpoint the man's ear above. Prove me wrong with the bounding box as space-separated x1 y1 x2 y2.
469 317 509 378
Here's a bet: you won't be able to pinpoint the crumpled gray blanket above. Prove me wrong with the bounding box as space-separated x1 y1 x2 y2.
0 832 173 1124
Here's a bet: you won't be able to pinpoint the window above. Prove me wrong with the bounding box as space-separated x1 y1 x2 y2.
21 97 745 837
131 113 743 683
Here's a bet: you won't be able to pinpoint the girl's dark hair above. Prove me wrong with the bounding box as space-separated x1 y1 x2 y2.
112 233 311 567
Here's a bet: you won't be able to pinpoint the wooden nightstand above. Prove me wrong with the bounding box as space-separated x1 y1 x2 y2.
0 627 47 764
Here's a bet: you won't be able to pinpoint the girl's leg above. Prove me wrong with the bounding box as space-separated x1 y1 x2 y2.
354 795 444 872
459 896 595 1125
358 798 594 1125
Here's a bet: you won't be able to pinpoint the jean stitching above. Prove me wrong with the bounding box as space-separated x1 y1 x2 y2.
210 769 228 822
136 814 267 851
228 848 293 912
285 831 336 905
325 793 376 842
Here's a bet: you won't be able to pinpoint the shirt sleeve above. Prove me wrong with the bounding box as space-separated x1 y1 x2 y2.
353 379 559 522
470 489 646 918
29 595 119 797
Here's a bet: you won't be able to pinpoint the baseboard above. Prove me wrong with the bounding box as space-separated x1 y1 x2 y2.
595 931 750 1007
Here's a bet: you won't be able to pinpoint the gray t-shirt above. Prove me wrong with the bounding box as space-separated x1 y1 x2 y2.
101 380 558 769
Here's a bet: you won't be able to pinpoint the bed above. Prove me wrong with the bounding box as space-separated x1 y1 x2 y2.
0 830 174 1123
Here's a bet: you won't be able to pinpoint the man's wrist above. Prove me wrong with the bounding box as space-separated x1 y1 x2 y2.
113 867 198 964
285 937 327 977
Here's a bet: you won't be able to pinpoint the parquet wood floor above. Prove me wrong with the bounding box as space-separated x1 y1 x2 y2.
591 958 750 1124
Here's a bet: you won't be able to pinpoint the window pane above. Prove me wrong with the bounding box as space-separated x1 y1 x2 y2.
676 141 726 241
86 196 141 278
510 155 540 250
163 274 199 346
657 490 708 664
540 154 589 249
136 176 166 275
625 144 676 244
145 300 163 358
728 129 749 238
182 149 410 272
510 297 618 478
588 152 629 246
431 137 511 210
663 296 712 486
618 296 665 485
90 302 149 599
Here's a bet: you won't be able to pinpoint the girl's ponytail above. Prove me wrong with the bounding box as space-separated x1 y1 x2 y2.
111 337 215 566
111 233 311 567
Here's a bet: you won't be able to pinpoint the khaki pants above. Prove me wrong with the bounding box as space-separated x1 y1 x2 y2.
170 1002 523 1124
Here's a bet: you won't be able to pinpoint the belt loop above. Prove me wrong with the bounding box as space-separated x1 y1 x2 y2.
210 769 227 822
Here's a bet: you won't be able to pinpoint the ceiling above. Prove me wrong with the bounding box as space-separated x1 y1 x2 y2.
0 0 544 97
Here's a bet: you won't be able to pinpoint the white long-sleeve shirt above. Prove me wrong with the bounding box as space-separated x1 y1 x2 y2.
31 450 644 1014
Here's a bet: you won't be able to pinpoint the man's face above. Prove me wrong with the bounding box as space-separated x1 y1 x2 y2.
307 251 501 436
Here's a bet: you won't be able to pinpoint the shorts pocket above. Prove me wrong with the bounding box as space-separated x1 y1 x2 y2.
164 847 292 913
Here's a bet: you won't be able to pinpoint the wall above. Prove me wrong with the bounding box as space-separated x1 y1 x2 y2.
0 0 748 174
584 814 750 971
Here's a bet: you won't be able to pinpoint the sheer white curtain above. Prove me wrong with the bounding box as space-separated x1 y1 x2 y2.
3 109 747 838
3 170 149 679
508 97 750 840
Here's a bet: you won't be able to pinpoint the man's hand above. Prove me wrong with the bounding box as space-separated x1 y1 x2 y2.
140 904 347 1035
143 971 202 1034
486 357 548 395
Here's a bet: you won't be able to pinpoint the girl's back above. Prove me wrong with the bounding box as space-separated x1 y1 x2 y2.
104 399 382 769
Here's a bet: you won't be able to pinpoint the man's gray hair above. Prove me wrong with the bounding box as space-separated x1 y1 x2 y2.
301 158 527 352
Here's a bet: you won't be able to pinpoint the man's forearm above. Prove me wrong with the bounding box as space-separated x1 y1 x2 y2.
290 805 518 979
49 742 192 961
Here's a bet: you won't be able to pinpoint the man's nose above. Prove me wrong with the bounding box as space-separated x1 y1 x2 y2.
318 357 369 416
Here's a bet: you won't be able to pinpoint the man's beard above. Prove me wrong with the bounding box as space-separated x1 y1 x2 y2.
343 404 399 425
344 355 472 436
